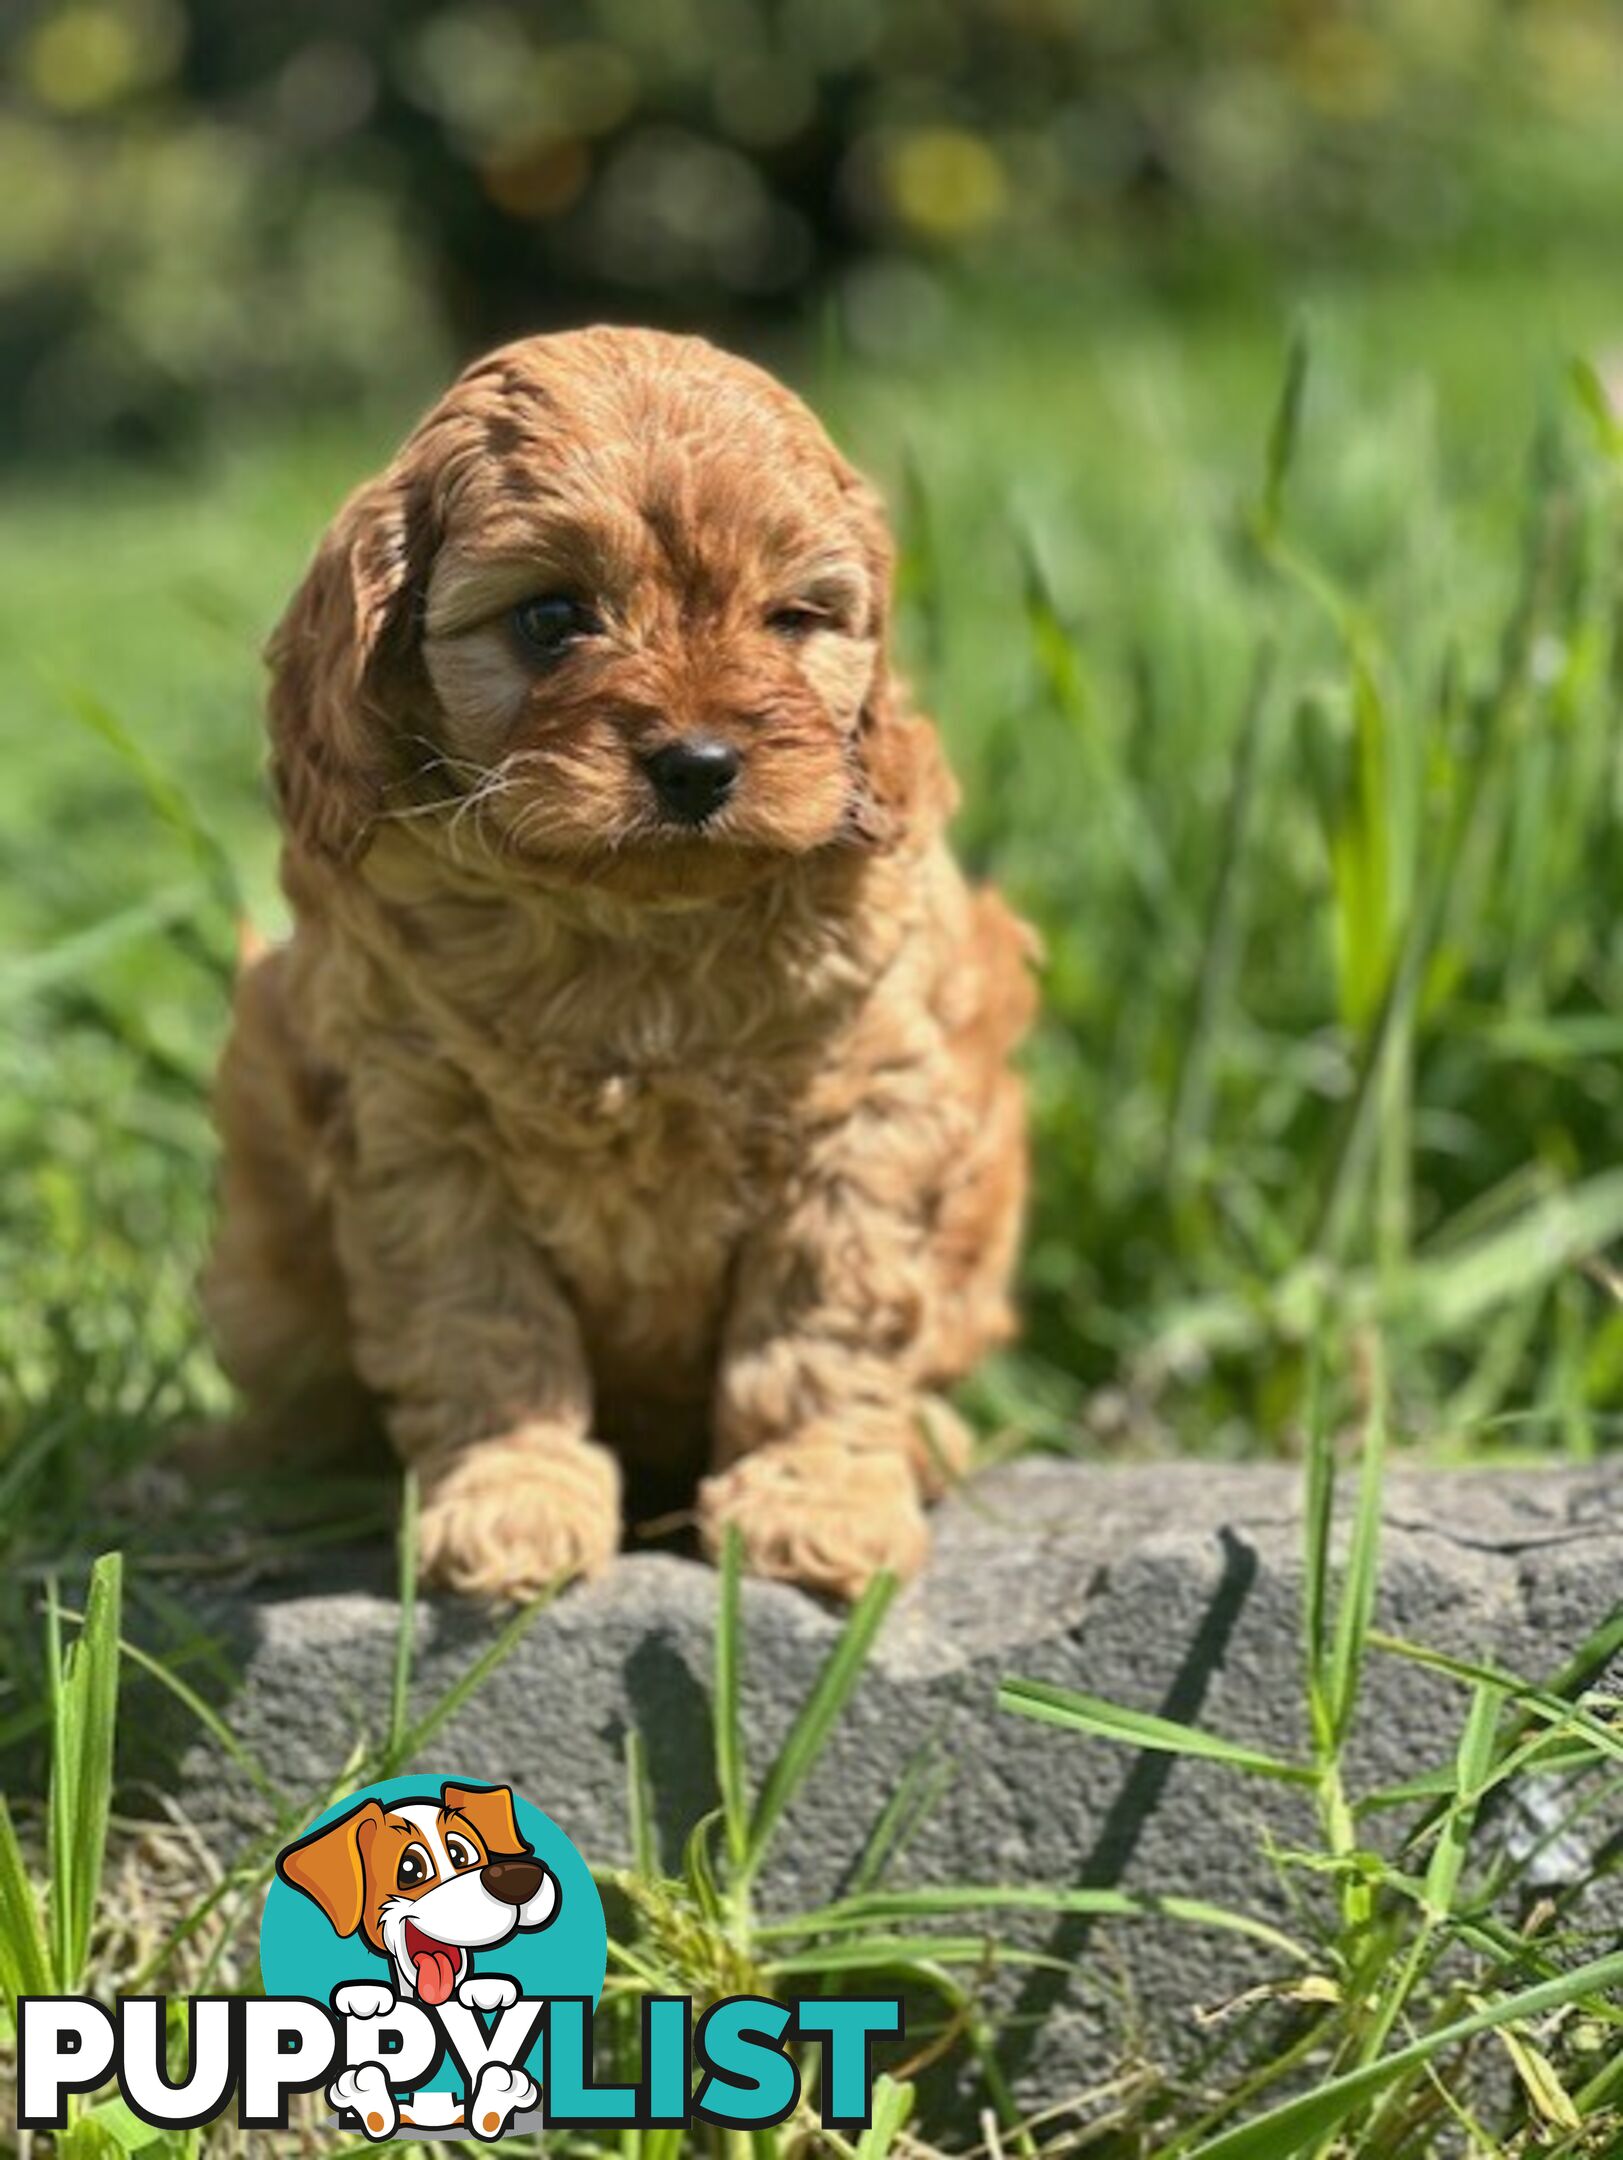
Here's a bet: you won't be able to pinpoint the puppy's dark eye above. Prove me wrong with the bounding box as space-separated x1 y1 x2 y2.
397 1844 434 1890
766 603 827 640
512 594 598 659
445 1835 477 1871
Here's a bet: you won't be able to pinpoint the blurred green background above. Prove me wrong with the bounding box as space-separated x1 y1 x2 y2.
6 0 1623 1597
6 0 1623 450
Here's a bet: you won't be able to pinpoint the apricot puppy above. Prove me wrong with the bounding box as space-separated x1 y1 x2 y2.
202 328 1035 1601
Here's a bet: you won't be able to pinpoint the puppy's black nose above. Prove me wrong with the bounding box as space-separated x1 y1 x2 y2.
642 738 740 825
482 1857 545 1907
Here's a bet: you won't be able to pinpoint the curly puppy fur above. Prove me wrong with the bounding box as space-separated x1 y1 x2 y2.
202 328 1036 1601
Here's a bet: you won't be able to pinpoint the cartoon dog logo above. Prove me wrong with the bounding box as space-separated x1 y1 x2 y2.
276 1780 560 2137
277 1779 560 2004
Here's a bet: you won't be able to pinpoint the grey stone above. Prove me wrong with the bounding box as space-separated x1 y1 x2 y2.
141 1460 1623 2136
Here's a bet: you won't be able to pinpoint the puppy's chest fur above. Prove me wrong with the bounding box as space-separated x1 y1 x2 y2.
308 847 909 1370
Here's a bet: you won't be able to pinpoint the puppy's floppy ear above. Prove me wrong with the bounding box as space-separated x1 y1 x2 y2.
266 465 434 863
276 1797 385 1938
441 1781 529 1858
834 457 946 847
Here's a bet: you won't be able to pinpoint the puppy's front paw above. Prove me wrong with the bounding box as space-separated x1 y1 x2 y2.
698 1428 929 1599
457 1973 519 2012
332 1982 396 2021
329 2063 397 2141
419 1424 622 1600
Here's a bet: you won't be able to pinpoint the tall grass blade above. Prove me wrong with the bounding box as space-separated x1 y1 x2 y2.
770 1883 1310 1964
999 1678 1317 1785
714 1524 748 1874
743 1570 898 1881
766 1936 1067 1977
1369 1631 1623 1771
388 1469 420 1766
1260 326 1309 536
54 682 241 914
1568 355 1623 463
1422 1678 1503 1921
1542 1592 1623 1702
681 1809 725 1927
1167 642 1275 1178
846 1735 953 1896
103 1631 280 1803
1326 1352 1385 1745
1299 1336 1335 1746
624 1730 656 1881
48 1553 122 1992
0 884 210 1006
391 1587 555 1769
898 450 945 689
1017 529 1090 727
1386 1170 1623 1340
0 1794 56 2007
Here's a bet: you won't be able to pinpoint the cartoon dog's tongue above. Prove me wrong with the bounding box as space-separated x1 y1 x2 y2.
404 1919 461 2006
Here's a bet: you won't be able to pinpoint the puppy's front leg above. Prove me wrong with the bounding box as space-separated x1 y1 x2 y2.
333 1095 620 1597
700 1168 972 1600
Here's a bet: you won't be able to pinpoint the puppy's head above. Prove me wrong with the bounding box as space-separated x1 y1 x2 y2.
270 328 904 898
276 1781 556 2005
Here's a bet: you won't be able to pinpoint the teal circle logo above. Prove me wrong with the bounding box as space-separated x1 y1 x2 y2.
261 1775 605 2106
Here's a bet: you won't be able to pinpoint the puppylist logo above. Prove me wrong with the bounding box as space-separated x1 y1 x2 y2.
17 1774 902 2141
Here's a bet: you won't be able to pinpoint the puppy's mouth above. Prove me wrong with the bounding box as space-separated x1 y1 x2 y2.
404 1917 466 2005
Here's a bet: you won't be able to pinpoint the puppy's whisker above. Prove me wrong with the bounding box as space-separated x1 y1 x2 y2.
378 795 462 828
393 737 487 790
375 740 514 837
447 773 514 838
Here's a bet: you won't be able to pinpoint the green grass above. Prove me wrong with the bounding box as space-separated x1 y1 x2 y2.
879 259 1623 1463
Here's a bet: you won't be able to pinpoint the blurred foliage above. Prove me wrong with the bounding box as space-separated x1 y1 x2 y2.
6 0 1623 451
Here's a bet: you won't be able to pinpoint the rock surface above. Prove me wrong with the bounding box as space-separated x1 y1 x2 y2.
145 1459 1623 2135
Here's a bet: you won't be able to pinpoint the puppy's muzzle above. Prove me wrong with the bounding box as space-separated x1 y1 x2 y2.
642 738 739 826
481 1857 546 1906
